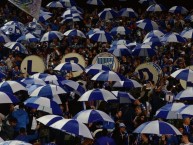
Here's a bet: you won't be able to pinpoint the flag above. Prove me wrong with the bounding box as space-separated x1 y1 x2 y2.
8 0 42 19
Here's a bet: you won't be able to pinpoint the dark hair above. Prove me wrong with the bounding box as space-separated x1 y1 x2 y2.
8 117 17 123
19 103 25 109
19 127 26 134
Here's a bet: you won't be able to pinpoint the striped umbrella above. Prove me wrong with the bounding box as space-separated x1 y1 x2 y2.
60 0 76 7
113 80 142 88
169 6 188 14
40 31 63 42
0 33 11 43
132 43 156 57
61 9 82 22
118 8 138 18
98 8 117 20
110 26 131 35
136 19 159 31
20 78 46 87
180 29 193 39
64 29 86 38
111 91 136 103
171 69 193 82
91 71 127 81
0 140 32 145
78 89 117 101
86 0 104 5
111 39 130 46
16 33 39 43
37 115 93 139
38 14 52 22
89 30 113 42
143 36 162 46
47 1 64 8
73 109 114 123
86 28 100 36
0 81 26 93
161 32 186 43
0 91 19 104
0 71 6 79
178 105 193 118
4 42 28 54
155 103 185 119
175 88 193 101
146 4 166 12
24 97 63 115
138 0 156 5
54 62 84 72
85 64 110 75
143 30 165 40
108 44 131 57
30 73 51 79
133 120 182 135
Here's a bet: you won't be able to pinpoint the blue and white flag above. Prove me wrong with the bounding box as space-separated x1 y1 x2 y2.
8 0 42 19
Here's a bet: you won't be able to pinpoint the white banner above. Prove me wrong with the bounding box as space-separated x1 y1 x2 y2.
8 0 42 19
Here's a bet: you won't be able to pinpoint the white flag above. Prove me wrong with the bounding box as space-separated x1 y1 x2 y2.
8 0 42 19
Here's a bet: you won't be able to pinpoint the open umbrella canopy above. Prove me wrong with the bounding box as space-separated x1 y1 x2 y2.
20 78 46 87
30 73 51 79
54 62 84 72
113 79 142 88
0 91 19 104
73 109 114 123
91 71 127 81
60 0 76 7
111 91 136 103
136 19 159 31
37 115 93 139
4 42 28 54
0 33 11 43
78 89 117 101
133 120 182 135
64 29 86 38
24 97 63 115
175 88 193 101
177 105 193 118
169 6 188 14
118 8 138 17
146 4 166 12
61 8 82 22
85 64 110 75
143 36 162 46
46 1 64 8
155 103 185 119
110 26 131 35
16 33 39 43
108 44 132 57
132 43 156 57
88 30 113 42
138 0 156 5
143 30 165 40
180 29 193 39
86 0 104 5
161 32 186 43
171 69 193 82
98 8 117 20
40 31 63 42
0 140 32 145
0 81 26 93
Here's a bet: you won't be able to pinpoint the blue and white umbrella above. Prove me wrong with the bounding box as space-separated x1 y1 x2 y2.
29 84 67 97
118 8 138 18
73 109 114 123
30 73 51 79
171 69 193 82
86 28 100 36
16 33 39 43
91 71 126 81
60 0 76 7
136 19 159 31
24 97 63 115
155 103 185 119
180 29 193 39
143 30 165 40
169 6 188 14
0 71 6 79
132 43 156 57
61 8 82 22
98 8 117 20
133 120 182 135
110 26 131 35
113 80 142 88
138 0 156 5
161 32 186 43
85 64 110 75
111 91 136 103
20 78 46 87
54 62 84 72
0 81 26 93
43 75 64 82
108 45 132 57
40 31 63 42
146 4 166 12
86 0 104 5
64 29 86 38
178 105 193 118
89 30 113 42
4 42 28 54
143 36 162 46
0 140 32 145
0 33 11 43
111 39 130 46
175 88 193 101
185 15 193 22
78 89 117 101
37 115 93 139
38 14 52 22
0 91 19 104
47 1 64 8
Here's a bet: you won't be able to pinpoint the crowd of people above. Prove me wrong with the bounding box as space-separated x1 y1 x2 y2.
0 0 193 145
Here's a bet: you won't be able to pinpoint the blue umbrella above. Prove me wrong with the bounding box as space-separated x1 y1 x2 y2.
132 43 156 57
155 103 185 119
46 1 64 8
110 26 131 35
0 33 11 43
37 115 93 139
143 36 162 46
86 28 100 36
146 4 166 12
118 8 138 18
133 120 182 135
0 91 19 104
111 39 130 46
143 30 165 40
169 6 188 14
180 29 193 39
113 80 142 88
60 0 76 7
24 97 63 115
171 69 193 82
73 109 114 123
175 88 193 101
85 64 110 75
20 78 46 86
30 73 51 79
136 19 159 31
108 45 132 57
89 30 113 42
29 84 67 97
61 9 83 22
138 0 156 5
38 14 52 22
78 89 117 101
91 71 127 81
0 140 32 145
3 21 27 35
4 42 28 54
64 29 86 38
0 81 26 93
40 31 63 42
95 136 116 145
98 8 117 20
86 0 104 5
54 62 84 72
161 32 186 43
111 91 136 103
16 33 39 43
